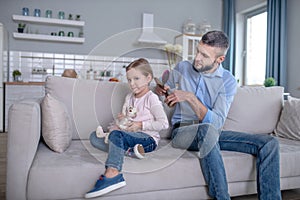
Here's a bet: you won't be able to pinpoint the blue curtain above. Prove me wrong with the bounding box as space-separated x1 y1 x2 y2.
266 0 287 88
222 0 236 75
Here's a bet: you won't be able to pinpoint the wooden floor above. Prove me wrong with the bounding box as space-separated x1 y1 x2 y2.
0 132 300 200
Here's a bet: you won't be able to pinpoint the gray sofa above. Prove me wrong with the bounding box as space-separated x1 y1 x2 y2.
6 76 300 200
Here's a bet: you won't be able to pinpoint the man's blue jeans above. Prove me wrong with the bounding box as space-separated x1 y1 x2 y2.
171 123 281 200
90 130 157 171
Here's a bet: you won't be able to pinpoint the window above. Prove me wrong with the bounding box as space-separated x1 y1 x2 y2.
244 8 267 85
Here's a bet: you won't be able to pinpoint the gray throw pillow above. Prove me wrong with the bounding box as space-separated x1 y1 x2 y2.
223 86 284 134
274 97 300 141
41 93 72 153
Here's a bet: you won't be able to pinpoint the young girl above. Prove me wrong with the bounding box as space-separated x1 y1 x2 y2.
85 58 169 199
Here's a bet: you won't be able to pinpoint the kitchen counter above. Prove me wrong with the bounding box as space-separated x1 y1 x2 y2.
3 82 45 131
4 81 45 86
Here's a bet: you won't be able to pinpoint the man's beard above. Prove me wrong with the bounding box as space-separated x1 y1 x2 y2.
193 60 214 73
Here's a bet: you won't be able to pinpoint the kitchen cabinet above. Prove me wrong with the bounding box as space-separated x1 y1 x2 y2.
175 34 201 61
12 15 85 43
4 82 45 131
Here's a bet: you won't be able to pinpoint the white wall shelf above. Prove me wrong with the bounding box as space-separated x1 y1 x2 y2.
12 15 85 27
12 14 85 43
13 32 85 43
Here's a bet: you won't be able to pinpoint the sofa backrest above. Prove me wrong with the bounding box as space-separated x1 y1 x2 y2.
45 76 131 140
223 86 284 134
45 77 284 140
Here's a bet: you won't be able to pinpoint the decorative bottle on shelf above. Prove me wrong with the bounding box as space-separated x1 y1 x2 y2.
197 20 211 36
22 7 29 16
76 15 81 21
183 17 196 35
86 70 90 80
33 9 41 17
58 11 65 19
78 28 84 38
86 65 93 80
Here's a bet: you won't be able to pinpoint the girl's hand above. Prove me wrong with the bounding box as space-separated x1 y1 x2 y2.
126 121 142 132
117 113 125 120
108 124 120 132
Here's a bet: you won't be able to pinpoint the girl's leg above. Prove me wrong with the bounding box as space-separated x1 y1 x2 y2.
86 130 156 199
105 130 156 171
89 131 109 152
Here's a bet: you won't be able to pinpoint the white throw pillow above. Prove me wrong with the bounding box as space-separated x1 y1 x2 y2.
223 86 284 134
274 97 300 141
41 93 72 153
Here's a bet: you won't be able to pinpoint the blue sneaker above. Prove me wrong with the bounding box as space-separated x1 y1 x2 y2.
85 174 126 198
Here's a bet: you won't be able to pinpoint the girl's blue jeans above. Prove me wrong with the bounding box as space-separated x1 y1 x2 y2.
89 130 157 172
171 123 281 200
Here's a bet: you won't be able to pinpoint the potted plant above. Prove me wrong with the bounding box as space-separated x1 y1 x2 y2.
18 23 26 33
264 77 276 87
12 70 22 82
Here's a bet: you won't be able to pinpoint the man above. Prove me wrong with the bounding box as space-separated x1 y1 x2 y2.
155 30 281 200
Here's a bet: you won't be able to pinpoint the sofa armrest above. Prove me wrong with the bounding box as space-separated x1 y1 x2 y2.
6 100 41 200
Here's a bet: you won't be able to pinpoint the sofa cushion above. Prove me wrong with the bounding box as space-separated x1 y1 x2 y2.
27 140 205 199
45 76 131 140
27 137 300 199
274 97 300 141
41 93 72 153
278 137 300 177
223 86 284 134
30 139 255 200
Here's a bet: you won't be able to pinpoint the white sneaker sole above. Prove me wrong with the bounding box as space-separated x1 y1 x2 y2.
85 181 126 199
134 144 145 159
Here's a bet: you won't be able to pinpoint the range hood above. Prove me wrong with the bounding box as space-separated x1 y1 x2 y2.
138 13 167 45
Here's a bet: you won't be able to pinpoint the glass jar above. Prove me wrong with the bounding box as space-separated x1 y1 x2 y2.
183 18 196 35
67 32 74 37
45 10 52 18
34 9 41 17
78 28 84 38
198 20 211 35
22 7 29 16
58 31 65 36
58 11 65 19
